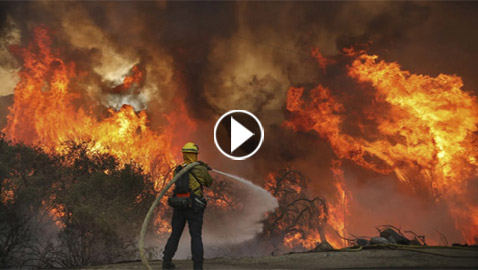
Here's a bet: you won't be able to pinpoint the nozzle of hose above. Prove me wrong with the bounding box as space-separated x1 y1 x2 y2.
198 161 212 170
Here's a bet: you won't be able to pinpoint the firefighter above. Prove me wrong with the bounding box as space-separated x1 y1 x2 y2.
162 142 213 270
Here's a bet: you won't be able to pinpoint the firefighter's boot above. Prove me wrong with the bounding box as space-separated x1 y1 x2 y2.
162 260 176 270
193 261 203 270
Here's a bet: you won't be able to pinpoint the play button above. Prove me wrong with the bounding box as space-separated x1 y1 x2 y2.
230 117 254 153
214 110 264 160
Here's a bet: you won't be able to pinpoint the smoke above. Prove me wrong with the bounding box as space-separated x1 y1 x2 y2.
0 1 477 249
343 168 464 245
0 14 20 96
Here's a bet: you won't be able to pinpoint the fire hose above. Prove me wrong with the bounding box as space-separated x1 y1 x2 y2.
363 244 478 258
138 161 200 270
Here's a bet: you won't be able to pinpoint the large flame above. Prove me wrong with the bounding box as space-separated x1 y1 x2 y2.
2 27 197 188
284 51 478 244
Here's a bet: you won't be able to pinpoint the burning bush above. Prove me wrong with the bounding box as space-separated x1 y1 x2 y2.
1 133 57 268
0 135 156 268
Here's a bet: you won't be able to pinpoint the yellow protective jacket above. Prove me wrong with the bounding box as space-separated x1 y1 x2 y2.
175 153 213 197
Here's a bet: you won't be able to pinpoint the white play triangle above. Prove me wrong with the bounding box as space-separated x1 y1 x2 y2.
230 116 254 153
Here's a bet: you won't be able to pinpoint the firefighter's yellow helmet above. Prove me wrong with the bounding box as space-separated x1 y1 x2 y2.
182 142 199 153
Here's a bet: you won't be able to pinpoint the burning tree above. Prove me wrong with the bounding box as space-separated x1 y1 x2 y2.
262 167 328 253
284 51 478 244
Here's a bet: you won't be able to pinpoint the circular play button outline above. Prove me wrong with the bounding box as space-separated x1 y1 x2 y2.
214 110 264 160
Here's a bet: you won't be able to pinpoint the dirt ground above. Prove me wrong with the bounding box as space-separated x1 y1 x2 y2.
93 246 478 269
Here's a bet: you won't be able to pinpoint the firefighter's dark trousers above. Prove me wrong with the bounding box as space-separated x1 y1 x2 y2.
163 207 204 267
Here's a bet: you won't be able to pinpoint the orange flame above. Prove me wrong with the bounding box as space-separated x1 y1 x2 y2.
283 230 320 250
311 48 335 70
285 51 478 244
3 27 193 179
122 65 143 90
327 160 350 248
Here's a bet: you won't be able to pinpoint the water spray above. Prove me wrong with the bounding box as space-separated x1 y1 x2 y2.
212 169 275 200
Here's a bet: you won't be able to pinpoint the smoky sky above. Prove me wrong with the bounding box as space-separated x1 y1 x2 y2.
2 2 478 104
0 0 477 182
